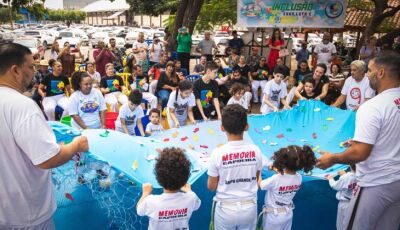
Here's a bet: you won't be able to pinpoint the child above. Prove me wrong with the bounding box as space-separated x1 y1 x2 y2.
227 83 250 110
299 76 316 100
145 108 164 135
115 89 145 136
327 165 357 230
260 66 291 114
86 62 101 88
285 76 297 106
207 104 264 229
167 80 196 128
137 147 201 229
259 145 317 230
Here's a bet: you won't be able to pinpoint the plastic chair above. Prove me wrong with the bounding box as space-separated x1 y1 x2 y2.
180 68 188 76
186 74 201 83
105 112 119 130
171 51 178 61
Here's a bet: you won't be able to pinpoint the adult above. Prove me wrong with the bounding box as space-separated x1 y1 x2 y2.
196 31 218 62
228 30 245 55
246 47 261 67
193 55 207 75
123 53 137 73
156 61 179 110
295 63 329 101
50 40 59 60
317 51 400 230
0 42 88 230
296 41 310 68
267 28 285 71
313 32 337 74
359 36 380 65
86 62 101 88
293 60 311 85
128 65 158 110
93 41 116 77
99 63 128 112
222 49 240 68
148 52 169 95
193 62 222 120
40 60 72 121
232 55 252 80
149 35 164 67
58 42 75 78
176 26 192 73
68 71 106 130
250 57 270 103
132 32 150 73
325 63 346 105
109 38 124 72
332 60 375 111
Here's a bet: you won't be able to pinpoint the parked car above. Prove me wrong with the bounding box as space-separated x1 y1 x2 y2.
125 31 140 48
24 30 55 48
57 30 84 48
0 32 17 43
14 36 41 55
91 32 109 48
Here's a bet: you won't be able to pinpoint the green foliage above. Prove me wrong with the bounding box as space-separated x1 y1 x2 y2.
0 8 22 23
125 0 179 16
348 0 374 10
27 3 47 21
196 0 237 31
163 14 176 32
48 10 86 23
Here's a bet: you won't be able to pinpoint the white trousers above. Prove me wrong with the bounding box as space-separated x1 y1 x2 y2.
0 216 55 230
149 80 158 95
104 92 128 112
337 200 349 230
286 87 296 105
214 200 257 230
263 210 293 230
142 92 158 110
244 92 253 110
43 94 69 121
251 80 267 103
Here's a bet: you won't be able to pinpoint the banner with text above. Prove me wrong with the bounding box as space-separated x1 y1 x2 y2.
237 0 347 28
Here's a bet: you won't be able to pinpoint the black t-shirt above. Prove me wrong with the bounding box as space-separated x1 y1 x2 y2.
193 78 219 109
156 72 179 92
251 64 270 81
42 73 70 97
302 74 329 96
217 67 226 77
274 64 290 77
100 75 125 94
294 69 312 84
300 90 316 99
233 64 251 79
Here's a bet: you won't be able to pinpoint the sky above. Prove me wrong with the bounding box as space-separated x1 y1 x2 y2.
44 0 63 9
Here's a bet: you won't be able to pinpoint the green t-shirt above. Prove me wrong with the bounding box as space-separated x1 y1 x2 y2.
176 33 192 53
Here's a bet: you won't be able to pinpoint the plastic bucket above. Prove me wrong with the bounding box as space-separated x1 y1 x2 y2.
105 112 119 130
60 116 72 127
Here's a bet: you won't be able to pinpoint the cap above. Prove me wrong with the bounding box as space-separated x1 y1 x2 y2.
39 59 49 66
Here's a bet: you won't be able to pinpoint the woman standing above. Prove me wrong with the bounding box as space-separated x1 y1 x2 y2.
156 61 180 110
50 41 59 60
359 36 380 65
267 28 285 71
176 26 192 74
100 63 128 112
68 71 106 130
40 60 72 120
58 42 75 77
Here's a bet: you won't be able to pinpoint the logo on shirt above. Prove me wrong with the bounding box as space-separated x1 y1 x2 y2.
271 89 281 102
174 102 188 116
106 79 121 92
200 90 213 108
158 208 188 220
125 115 136 126
394 98 400 109
350 87 361 104
222 150 256 165
278 184 301 195
50 80 65 94
80 101 99 113
348 182 357 190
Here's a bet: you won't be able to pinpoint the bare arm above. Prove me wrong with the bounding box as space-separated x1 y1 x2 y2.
169 107 180 128
332 94 346 108
207 176 219 191
100 110 106 129
195 99 208 121
38 83 46 97
120 118 130 134
263 93 278 111
295 82 305 100
315 83 329 100
137 119 145 137
71 115 88 129
213 98 222 120
188 107 196 124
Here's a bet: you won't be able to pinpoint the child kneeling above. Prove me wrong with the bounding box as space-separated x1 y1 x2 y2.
259 145 316 230
115 89 145 136
137 147 201 229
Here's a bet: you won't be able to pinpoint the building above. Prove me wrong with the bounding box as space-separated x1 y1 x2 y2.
63 0 97 10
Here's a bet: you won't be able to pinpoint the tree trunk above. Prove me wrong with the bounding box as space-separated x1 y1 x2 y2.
8 1 13 30
182 0 205 35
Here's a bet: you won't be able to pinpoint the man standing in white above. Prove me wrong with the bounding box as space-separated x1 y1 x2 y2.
314 32 337 74
317 51 400 230
0 43 88 229
332 60 375 111
208 104 263 229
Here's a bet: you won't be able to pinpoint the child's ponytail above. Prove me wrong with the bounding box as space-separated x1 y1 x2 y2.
299 145 317 174
271 145 317 174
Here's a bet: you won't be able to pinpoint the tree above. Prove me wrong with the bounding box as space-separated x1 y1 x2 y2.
27 2 47 22
0 8 22 24
196 0 237 31
3 0 46 29
48 10 86 27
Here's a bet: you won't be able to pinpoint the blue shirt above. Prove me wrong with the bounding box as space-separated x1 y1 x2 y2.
296 49 310 66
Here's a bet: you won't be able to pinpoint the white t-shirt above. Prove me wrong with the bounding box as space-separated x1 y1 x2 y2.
260 173 302 209
167 90 196 127
68 89 107 130
328 172 357 201
353 87 400 187
133 41 149 61
207 140 263 201
261 80 287 114
115 103 144 135
137 191 201 230
149 42 163 63
0 87 59 227
227 96 248 110
145 122 164 134
341 76 375 111
87 71 101 88
314 42 337 65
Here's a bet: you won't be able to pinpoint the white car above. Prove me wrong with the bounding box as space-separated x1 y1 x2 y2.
57 30 84 48
213 31 231 45
125 31 140 47
24 30 55 48
14 37 41 55
91 32 109 48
